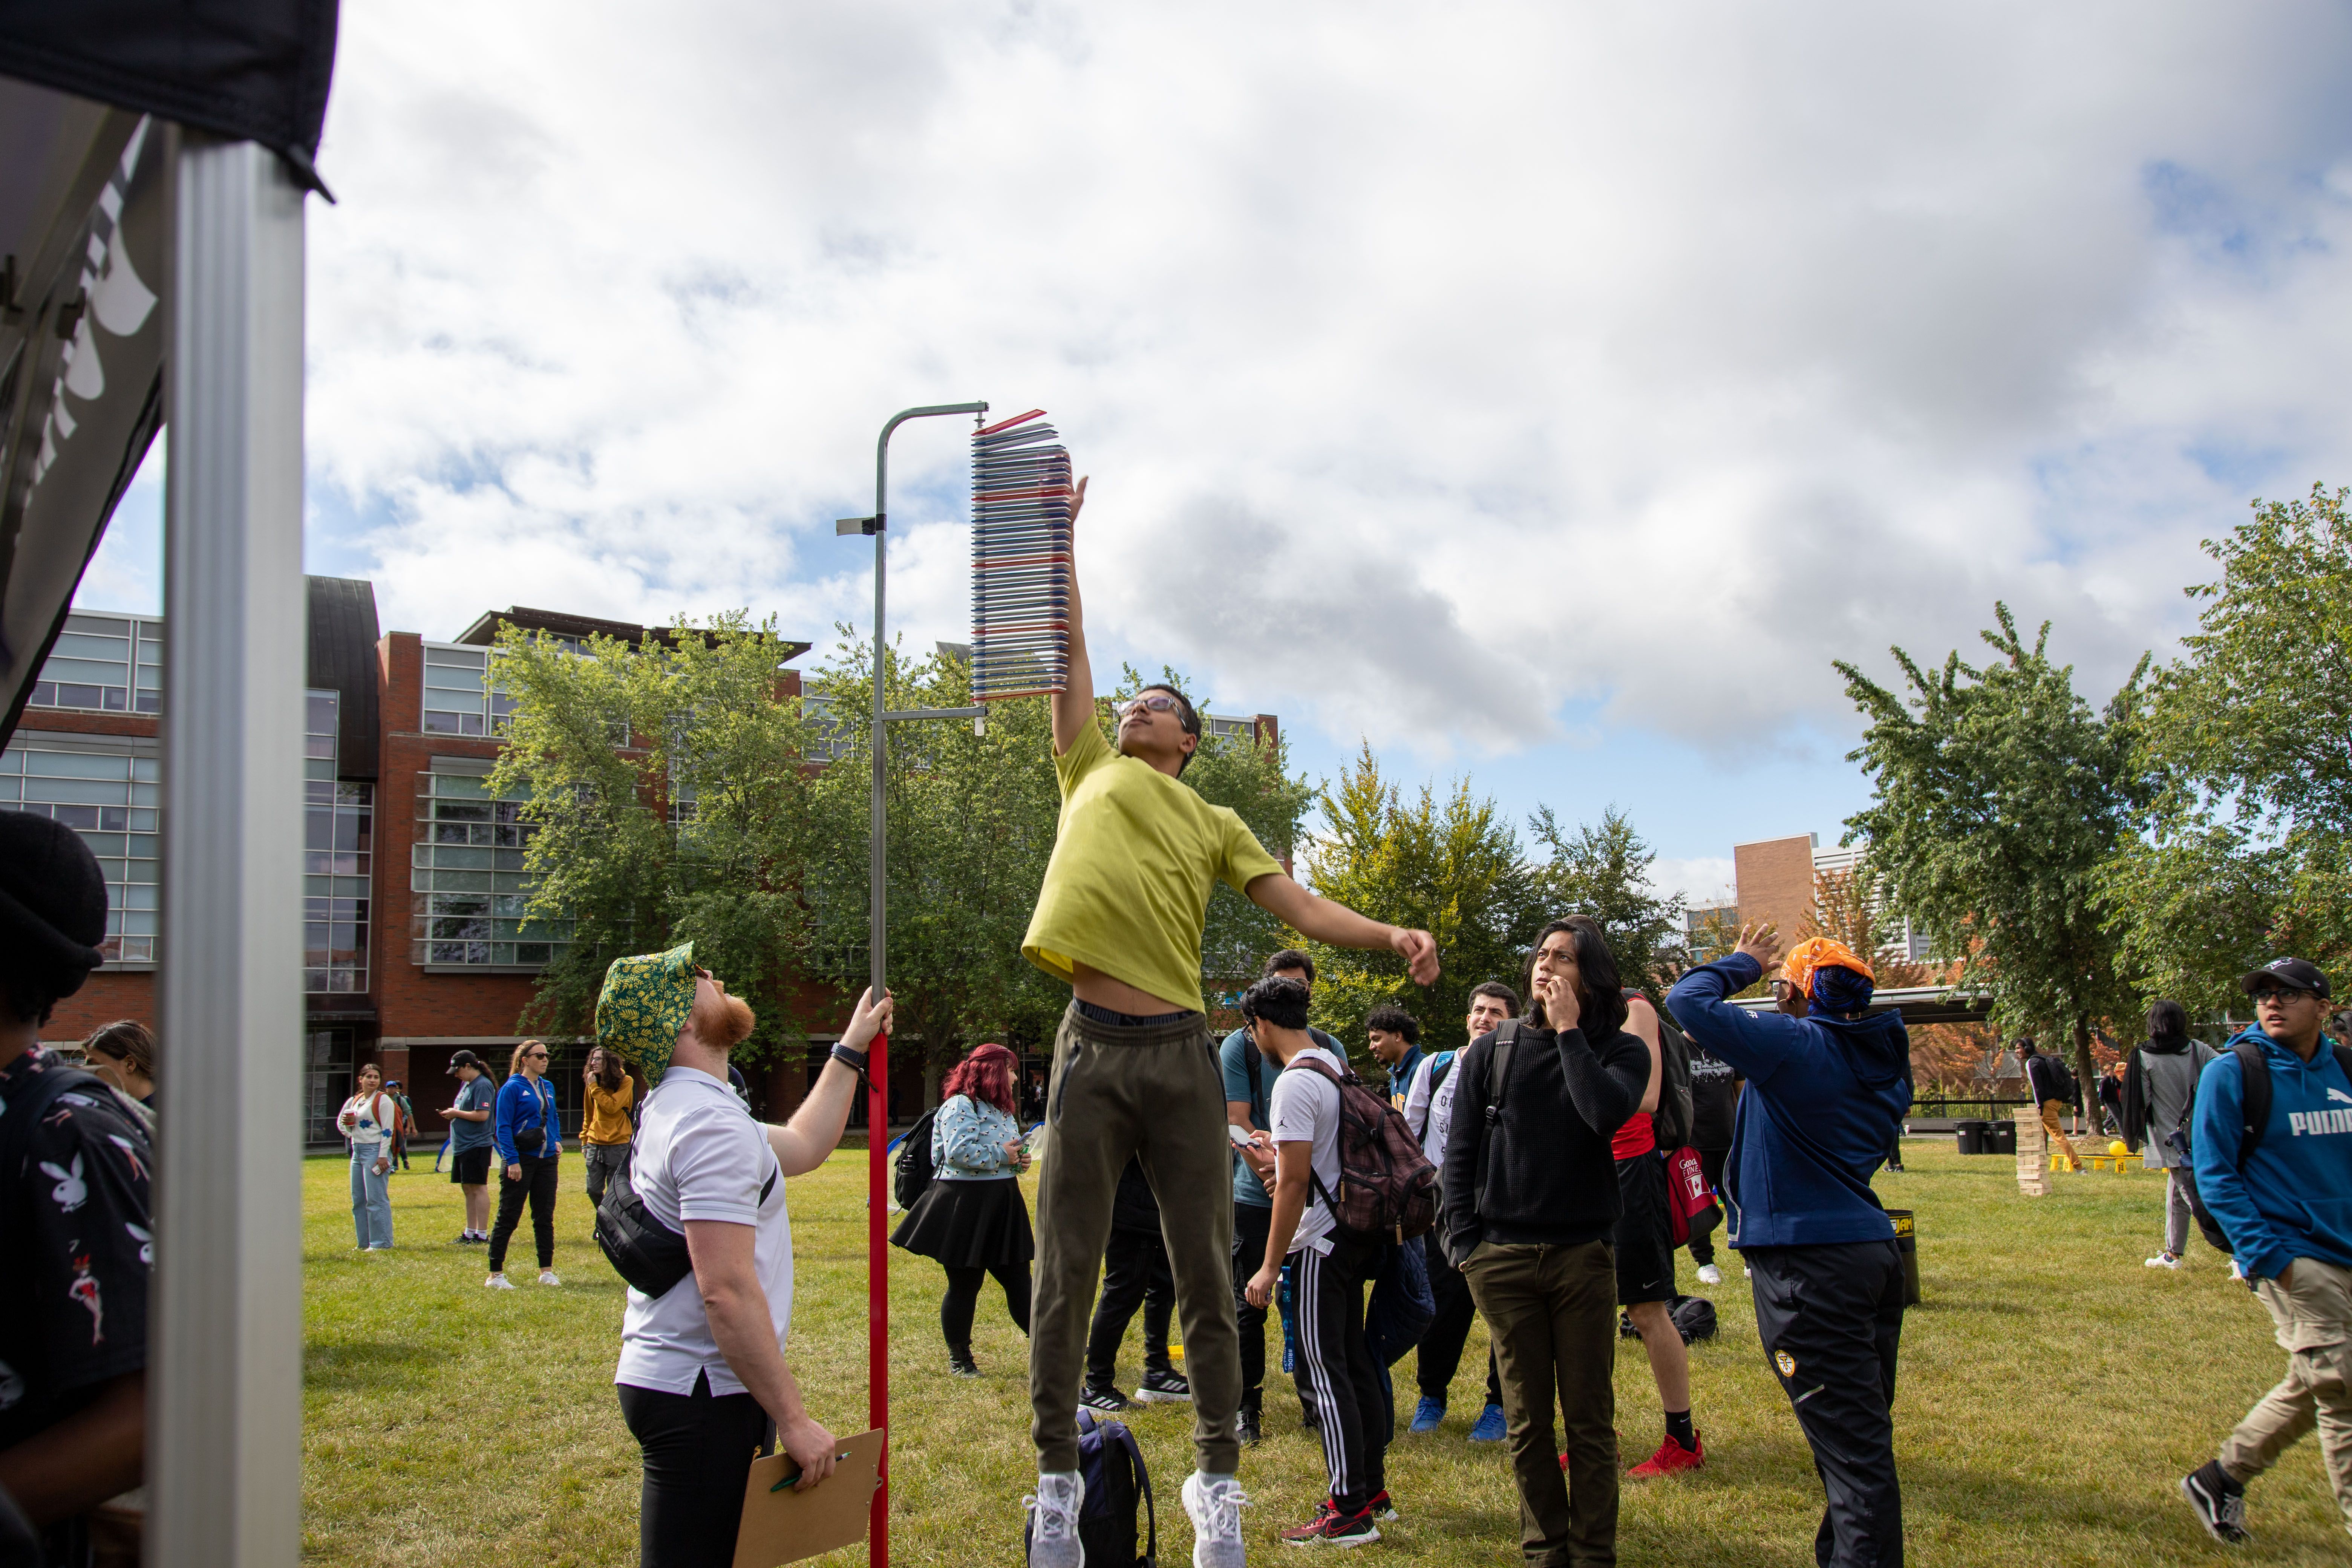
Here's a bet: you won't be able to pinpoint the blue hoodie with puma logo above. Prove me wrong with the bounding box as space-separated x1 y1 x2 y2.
2193 1027 2352 1282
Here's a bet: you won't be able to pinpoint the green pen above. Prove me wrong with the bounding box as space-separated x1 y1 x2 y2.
770 1452 853 1491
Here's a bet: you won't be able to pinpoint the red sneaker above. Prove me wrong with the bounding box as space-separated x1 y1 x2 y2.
1628 1433 1704 1477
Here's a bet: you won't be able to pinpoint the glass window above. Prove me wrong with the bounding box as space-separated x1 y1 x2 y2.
27 613 164 714
410 772 571 969
301 689 372 994
421 643 516 736
304 1029 355 1145
0 740 160 961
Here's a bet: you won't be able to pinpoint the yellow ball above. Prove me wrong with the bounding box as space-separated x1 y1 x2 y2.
2109 1140 2128 1159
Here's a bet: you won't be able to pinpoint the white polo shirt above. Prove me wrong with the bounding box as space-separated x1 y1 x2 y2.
615 1067 792 1397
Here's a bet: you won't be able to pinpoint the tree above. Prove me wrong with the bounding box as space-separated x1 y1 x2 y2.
1838 604 2151 1122
1802 864 1991 1092
2105 484 2352 1020
1297 746 1539 1057
1527 805 1686 1002
488 614 820 1070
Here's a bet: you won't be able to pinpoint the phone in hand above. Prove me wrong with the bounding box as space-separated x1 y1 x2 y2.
1227 1123 1255 1149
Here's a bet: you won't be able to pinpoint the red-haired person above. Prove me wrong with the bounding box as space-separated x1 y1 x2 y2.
894 1042 1033 1375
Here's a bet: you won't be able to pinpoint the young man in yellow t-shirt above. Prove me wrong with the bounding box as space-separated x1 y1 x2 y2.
1020 475 1439 1568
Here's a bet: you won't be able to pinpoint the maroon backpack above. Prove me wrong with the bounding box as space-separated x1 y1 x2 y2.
1280 1055 1441 1243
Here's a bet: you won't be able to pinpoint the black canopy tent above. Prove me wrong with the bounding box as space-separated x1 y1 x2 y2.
0 6 337 1565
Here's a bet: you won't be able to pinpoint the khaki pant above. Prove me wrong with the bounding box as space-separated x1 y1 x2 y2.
1464 1239 1619 1567
2040 1100 2081 1168
2220 1256 2352 1524
1029 1003 1239 1476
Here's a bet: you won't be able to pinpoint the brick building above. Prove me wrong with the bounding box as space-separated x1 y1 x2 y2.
8 580 1281 1145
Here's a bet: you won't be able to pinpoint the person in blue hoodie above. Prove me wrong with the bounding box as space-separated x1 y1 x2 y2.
1667 925 1912 1568
2179 956 2352 1546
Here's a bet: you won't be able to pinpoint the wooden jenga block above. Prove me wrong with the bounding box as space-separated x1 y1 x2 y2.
2014 1108 2051 1196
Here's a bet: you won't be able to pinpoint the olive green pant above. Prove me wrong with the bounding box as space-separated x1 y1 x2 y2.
1465 1239 1620 1567
1030 1003 1239 1476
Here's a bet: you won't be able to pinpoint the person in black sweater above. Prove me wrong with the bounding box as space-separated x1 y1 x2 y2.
1441 915 1651 1568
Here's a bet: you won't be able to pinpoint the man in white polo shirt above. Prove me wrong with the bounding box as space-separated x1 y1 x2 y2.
599 942 891 1568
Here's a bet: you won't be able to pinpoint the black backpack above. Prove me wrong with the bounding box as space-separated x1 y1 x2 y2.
1025 1407 1156 1568
2182 1037 2352 1257
1625 988 1697 1152
595 1084 775 1297
893 1106 943 1210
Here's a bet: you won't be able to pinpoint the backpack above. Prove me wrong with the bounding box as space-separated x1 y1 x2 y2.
2182 1037 2352 1257
595 1083 776 1298
1663 1145 1718 1247
1634 990 1697 1152
892 1105 943 1211
1669 1294 1718 1343
1280 1055 1441 1244
1363 1238 1436 1366
1026 1407 1156 1568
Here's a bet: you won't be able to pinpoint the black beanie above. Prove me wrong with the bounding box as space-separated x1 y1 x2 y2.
0 812 108 1008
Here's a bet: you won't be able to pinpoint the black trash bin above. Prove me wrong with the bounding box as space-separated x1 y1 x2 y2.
1954 1119 1988 1155
1887 1208 1922 1305
1990 1121 2017 1155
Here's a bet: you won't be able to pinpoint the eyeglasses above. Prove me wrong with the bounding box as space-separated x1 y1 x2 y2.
1121 694 1180 718
1769 979 1796 996
525 1050 549 1060
2251 986 2314 1006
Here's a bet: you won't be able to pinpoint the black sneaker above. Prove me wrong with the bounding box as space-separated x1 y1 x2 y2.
1367 1490 1399 1521
948 1351 982 1379
1135 1367 1191 1404
1236 1404 1262 1446
2182 1465 2250 1544
1081 1383 1131 1412
1282 1501 1378 1547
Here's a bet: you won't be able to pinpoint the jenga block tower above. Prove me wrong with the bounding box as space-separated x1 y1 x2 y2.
2015 1107 2051 1197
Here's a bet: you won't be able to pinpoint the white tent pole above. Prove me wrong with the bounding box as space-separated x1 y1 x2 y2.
150 131 307 1568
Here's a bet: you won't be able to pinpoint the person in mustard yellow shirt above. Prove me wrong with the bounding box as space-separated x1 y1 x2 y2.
1019 472 1440 1568
581 1046 637 1206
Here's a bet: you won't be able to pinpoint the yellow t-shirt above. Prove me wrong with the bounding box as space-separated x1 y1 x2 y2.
1021 721 1286 1014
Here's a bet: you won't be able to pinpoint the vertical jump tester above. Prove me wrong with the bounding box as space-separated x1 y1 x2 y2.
835 405 1076 1567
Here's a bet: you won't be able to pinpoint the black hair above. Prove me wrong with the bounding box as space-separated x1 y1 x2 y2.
1468 980 1521 1018
1241 975 1313 1032
2147 1000 2188 1040
1523 916 1629 1040
1262 949 1316 982
1364 1004 1420 1046
1138 684 1202 775
2013 1038 2036 1054
0 970 61 1029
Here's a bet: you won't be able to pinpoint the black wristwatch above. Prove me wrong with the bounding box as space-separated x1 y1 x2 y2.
830 1041 870 1073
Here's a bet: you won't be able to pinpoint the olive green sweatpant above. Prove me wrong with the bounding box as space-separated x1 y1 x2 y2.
1030 1002 1240 1476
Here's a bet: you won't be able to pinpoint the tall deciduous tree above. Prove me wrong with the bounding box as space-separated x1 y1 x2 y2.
1299 746 1538 1055
2105 484 2352 1018
1839 604 2150 1115
1527 804 1686 1001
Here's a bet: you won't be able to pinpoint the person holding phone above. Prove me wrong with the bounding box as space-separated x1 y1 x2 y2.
337 1063 398 1250
485 1039 562 1288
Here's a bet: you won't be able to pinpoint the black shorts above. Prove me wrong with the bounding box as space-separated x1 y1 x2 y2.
450 1147 492 1185
1612 1152 1675 1305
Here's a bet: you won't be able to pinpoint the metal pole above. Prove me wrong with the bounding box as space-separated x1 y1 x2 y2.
151 133 308 1568
856 400 984 1568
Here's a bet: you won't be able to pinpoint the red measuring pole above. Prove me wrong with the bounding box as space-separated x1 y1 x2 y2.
868 1027 891 1567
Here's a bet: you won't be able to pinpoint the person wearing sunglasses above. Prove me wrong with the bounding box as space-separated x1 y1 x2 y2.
486 1038 564 1289
1019 473 1440 1568
2180 958 2352 1545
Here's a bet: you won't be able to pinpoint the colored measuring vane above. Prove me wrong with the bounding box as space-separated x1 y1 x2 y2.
969 409 1073 700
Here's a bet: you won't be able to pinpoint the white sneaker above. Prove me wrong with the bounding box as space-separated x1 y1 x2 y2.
2230 1258 2246 1281
1026 1472 1086 1568
1182 1473 1247 1568
538 1269 562 1286
484 1273 515 1290
1695 1263 1723 1286
2146 1253 2182 1269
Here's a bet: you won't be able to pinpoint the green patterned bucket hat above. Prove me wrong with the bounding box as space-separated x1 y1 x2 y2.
596 942 698 1080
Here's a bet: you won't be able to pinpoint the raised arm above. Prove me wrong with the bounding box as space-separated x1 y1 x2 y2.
1050 476 1094 755
768 988 893 1176
1245 873 1439 986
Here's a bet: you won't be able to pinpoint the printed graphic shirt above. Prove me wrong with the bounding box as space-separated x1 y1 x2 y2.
931 1094 1024 1180
0 1046 153 1453
449 1075 495 1152
337 1091 398 1156
1021 721 1285 1014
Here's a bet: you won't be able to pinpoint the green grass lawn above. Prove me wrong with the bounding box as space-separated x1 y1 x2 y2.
303 1141 2346 1566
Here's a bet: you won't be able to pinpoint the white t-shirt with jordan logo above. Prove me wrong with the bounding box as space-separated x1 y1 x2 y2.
1268 1045 1348 1257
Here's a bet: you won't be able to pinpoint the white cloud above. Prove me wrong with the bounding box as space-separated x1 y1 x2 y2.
1648 857 1737 909
295 0 2352 763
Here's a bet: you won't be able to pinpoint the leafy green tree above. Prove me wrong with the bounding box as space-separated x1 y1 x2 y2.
2105 484 2352 1018
1839 603 2150 1109
1527 805 1687 1001
1298 746 1539 1057
488 614 819 1070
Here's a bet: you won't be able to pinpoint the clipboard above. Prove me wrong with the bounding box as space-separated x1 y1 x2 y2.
732 1428 885 1568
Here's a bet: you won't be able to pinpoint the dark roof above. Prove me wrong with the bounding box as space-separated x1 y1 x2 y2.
307 576 380 780
453 606 810 663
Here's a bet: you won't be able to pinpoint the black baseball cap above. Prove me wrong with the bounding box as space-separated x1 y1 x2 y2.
2240 957 2331 1000
447 1049 487 1074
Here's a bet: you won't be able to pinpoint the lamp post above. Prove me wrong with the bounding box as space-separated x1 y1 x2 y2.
833 400 986 1568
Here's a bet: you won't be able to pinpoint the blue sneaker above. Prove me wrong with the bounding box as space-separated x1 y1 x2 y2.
1468 1403 1507 1442
1409 1396 1446 1433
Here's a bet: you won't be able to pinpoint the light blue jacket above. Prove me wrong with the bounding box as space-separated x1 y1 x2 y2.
2192 1028 2352 1282
933 1093 1023 1180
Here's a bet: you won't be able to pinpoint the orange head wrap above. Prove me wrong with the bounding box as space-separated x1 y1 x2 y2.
1780 937 1875 996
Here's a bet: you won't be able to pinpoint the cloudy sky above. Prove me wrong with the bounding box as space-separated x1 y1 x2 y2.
78 2 2352 902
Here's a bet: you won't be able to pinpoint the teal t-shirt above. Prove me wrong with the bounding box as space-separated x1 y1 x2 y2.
1220 1024 1343 1207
